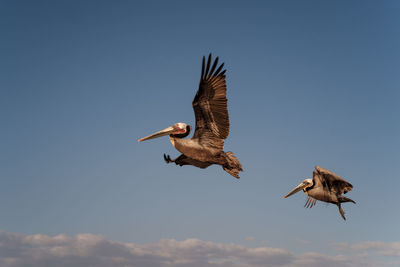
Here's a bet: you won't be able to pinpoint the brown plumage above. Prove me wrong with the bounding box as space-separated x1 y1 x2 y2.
313 166 353 195
138 54 242 178
284 166 356 220
193 54 229 142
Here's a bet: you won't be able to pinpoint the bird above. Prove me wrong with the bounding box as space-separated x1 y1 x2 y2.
138 54 243 178
283 166 356 220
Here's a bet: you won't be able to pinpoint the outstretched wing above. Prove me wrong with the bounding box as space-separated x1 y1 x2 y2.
313 166 353 195
192 54 229 148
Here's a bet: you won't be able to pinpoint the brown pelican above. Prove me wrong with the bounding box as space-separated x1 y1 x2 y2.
138 54 243 178
283 166 356 220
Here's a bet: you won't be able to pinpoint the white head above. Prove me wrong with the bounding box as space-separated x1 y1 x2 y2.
283 178 313 198
173 123 188 133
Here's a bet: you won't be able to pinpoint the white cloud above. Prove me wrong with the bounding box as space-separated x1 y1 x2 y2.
0 230 397 267
335 241 400 257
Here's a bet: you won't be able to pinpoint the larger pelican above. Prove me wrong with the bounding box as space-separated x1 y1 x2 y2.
284 166 356 220
138 54 243 178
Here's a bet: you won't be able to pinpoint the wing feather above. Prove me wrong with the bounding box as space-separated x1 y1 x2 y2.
214 63 224 75
192 54 230 145
209 56 219 75
313 166 353 195
205 54 212 77
304 196 317 208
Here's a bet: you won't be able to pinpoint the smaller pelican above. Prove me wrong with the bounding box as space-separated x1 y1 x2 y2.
283 166 356 220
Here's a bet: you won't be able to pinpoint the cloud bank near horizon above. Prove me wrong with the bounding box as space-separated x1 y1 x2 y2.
0 230 397 267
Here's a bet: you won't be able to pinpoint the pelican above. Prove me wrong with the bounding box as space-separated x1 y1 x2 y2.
138 54 243 178
283 166 356 220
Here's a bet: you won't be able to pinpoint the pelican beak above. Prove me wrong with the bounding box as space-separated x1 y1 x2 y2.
283 182 308 198
138 126 175 142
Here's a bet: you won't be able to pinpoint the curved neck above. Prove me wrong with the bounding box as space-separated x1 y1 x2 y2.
305 183 315 192
170 125 191 139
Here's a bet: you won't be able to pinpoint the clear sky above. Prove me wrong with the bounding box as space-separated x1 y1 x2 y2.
1 1 399 266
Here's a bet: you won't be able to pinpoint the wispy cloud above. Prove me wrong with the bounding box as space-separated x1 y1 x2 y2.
0 230 396 267
334 241 400 257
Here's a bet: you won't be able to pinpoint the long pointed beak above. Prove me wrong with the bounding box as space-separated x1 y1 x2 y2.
138 126 175 142
283 182 307 198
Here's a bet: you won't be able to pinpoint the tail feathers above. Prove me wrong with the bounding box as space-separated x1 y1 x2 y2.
222 151 243 179
223 167 241 179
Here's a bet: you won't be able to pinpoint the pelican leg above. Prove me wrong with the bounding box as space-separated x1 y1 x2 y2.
339 196 356 204
337 203 346 220
163 154 178 164
163 153 212 168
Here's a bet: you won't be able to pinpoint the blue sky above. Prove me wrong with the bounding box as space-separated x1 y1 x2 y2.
1 1 399 266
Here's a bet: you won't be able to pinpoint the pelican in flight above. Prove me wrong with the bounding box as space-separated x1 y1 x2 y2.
284 166 356 220
138 54 243 178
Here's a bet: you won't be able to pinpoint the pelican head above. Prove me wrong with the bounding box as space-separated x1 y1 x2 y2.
283 178 313 198
138 122 191 142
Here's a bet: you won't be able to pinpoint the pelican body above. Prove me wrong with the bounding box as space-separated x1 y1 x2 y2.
138 54 243 178
284 166 356 220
